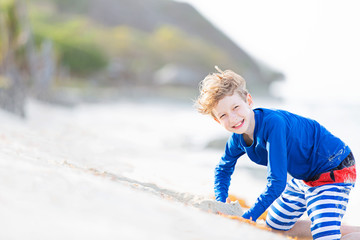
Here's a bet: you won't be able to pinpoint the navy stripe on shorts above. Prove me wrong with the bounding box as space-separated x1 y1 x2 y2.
266 178 354 240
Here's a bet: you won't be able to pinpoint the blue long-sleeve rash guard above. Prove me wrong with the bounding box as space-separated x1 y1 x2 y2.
214 108 351 221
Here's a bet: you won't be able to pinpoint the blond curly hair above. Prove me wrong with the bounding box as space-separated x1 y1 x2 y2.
195 66 248 118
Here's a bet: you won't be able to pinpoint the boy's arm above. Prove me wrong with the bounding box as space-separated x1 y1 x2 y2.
242 116 288 221
214 134 245 202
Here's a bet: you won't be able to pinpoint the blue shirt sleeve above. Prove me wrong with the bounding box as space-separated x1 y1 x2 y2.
214 134 245 202
242 115 288 221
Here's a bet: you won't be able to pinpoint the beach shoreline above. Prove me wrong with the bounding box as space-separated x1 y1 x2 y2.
0 97 358 239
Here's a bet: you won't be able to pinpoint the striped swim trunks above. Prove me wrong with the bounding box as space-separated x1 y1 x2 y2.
266 152 356 240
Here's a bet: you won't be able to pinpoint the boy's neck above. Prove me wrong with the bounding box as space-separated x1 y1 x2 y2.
242 110 255 146
243 133 253 146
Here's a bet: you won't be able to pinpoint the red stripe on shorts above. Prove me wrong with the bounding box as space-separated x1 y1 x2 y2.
304 165 356 187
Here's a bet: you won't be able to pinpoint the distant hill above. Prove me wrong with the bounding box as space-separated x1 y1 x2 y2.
82 0 283 86
32 0 284 94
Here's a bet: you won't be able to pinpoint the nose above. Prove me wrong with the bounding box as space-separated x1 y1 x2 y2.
228 112 238 124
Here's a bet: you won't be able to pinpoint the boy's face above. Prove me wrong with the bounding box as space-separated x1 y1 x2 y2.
212 93 254 135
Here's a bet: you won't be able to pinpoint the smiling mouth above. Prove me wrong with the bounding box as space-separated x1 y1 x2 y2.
233 119 244 129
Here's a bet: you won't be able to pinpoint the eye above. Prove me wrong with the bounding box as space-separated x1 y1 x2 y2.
219 114 226 119
233 105 239 110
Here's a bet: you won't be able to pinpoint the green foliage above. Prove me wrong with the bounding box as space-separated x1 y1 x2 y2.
107 25 238 77
28 1 239 82
151 25 234 67
31 13 108 76
0 0 28 69
0 0 19 52
0 0 18 30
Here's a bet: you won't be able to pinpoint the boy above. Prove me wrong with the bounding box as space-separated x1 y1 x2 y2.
195 66 359 240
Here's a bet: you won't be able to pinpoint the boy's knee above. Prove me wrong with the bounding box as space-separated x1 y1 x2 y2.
265 213 294 231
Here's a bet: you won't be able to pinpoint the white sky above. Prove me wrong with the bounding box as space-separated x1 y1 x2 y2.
178 0 360 103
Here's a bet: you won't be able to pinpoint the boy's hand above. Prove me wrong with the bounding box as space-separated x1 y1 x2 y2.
196 198 244 216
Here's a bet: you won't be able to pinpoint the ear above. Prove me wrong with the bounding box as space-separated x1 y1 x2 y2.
246 93 254 107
